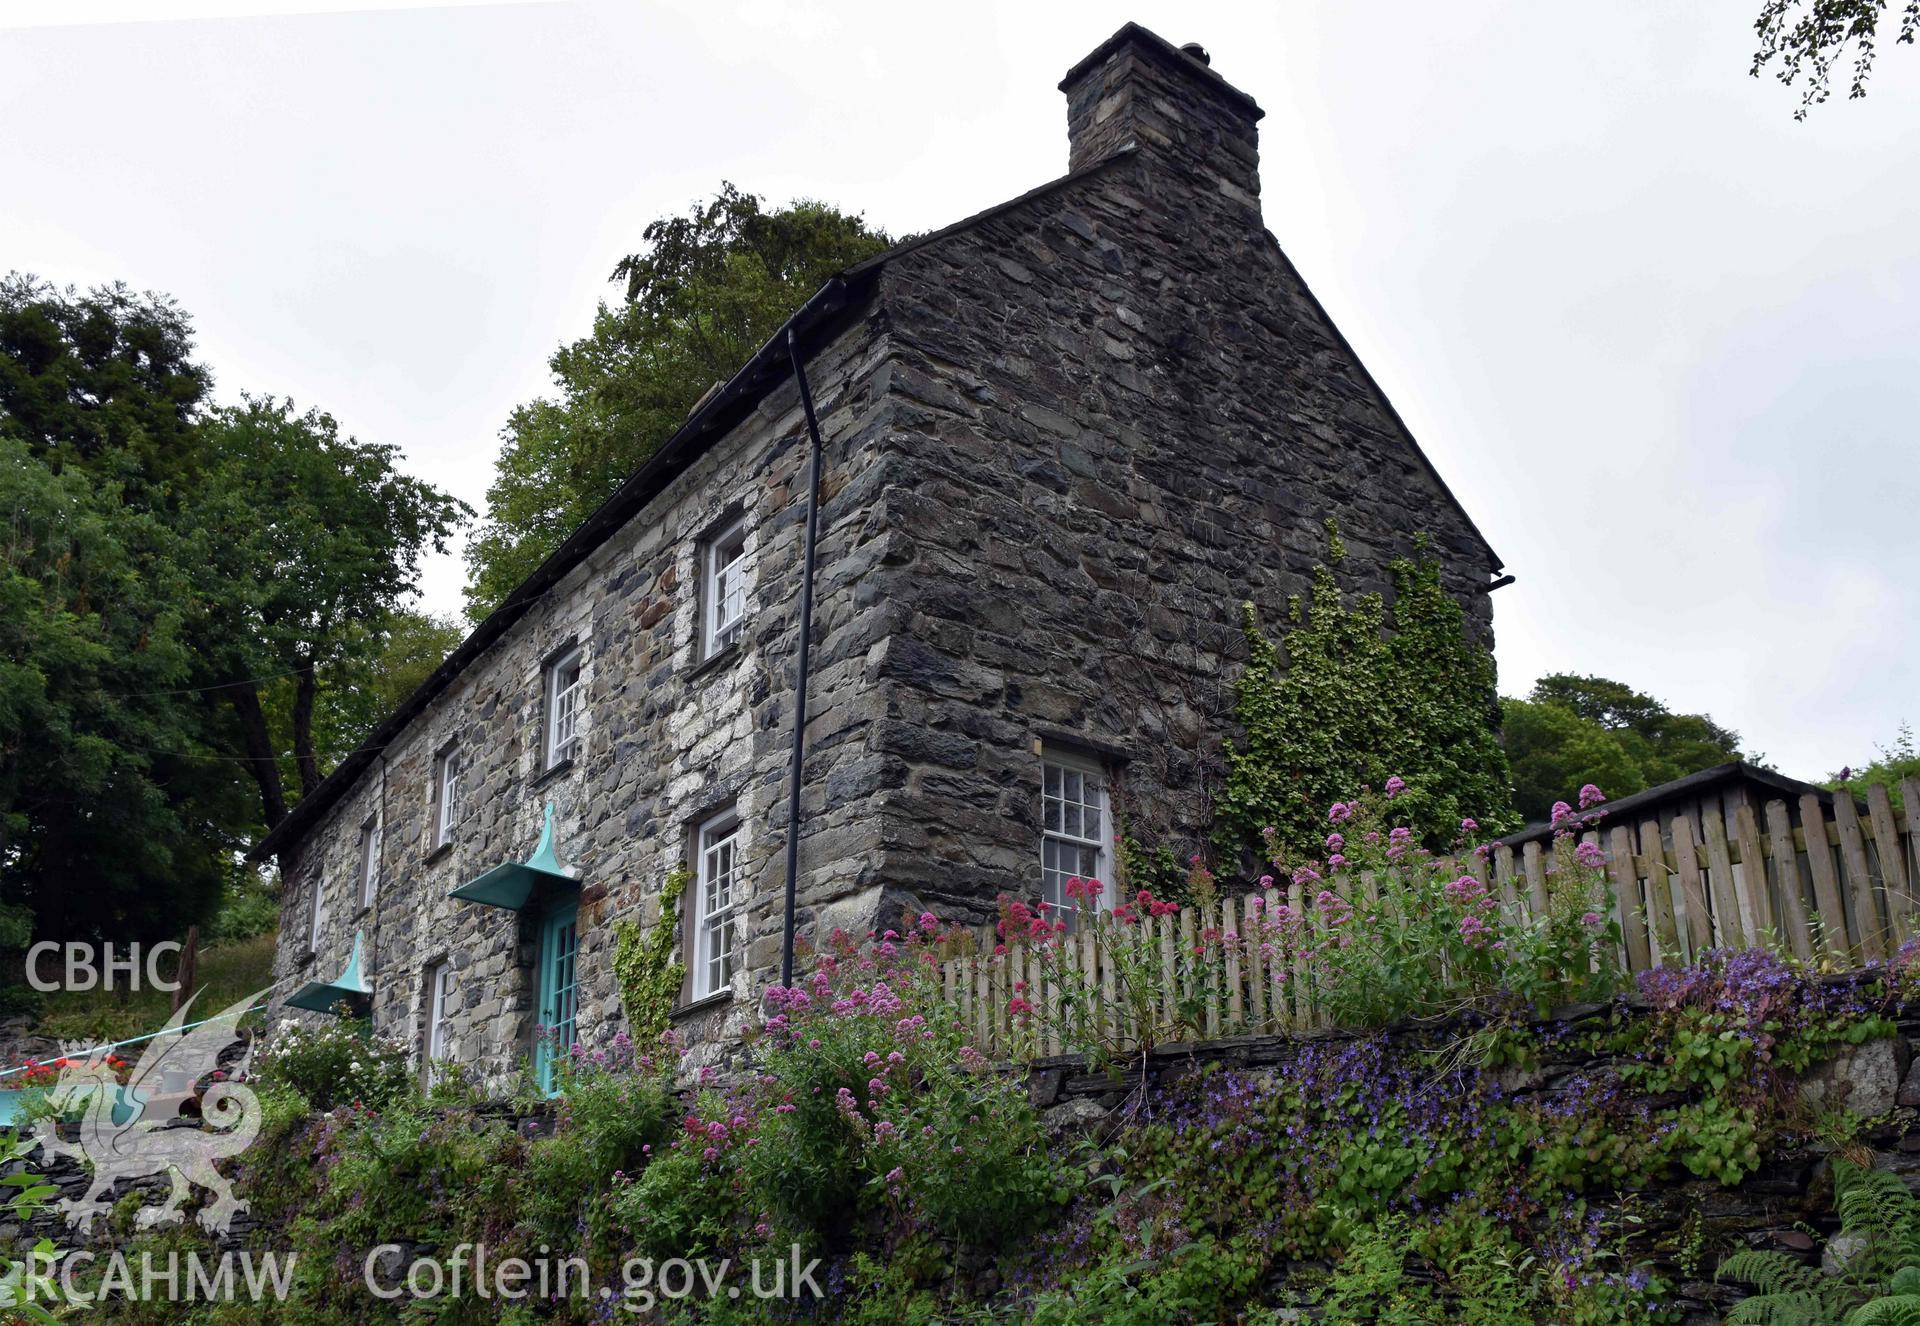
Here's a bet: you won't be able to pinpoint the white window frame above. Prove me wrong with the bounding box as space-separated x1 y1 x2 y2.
423 960 452 1086
307 873 327 954
1041 751 1115 927
544 646 584 770
432 745 462 849
356 815 381 910
701 518 749 658
692 811 742 1000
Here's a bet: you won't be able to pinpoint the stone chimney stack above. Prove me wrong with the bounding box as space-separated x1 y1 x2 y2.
1060 23 1265 212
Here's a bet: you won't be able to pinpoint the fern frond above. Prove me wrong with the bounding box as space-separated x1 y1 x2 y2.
1728 1290 1848 1326
1721 1249 1833 1297
1836 1163 1920 1274
1845 1294 1920 1326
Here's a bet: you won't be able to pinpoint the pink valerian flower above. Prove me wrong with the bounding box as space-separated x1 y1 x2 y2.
1458 912 1490 947
1550 801 1575 826
1574 840 1606 869
1581 911 1604 928
918 911 939 932
1443 874 1484 903
1326 832 1345 852
1329 802 1354 824
1384 775 1406 798
1327 853 1347 868
1578 783 1606 810
1461 817 1479 834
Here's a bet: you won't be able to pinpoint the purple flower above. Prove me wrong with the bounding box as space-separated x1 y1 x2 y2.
1578 783 1606 809
1384 775 1406 797
1329 802 1354 824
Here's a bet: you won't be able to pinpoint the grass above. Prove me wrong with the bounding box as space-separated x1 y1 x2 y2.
24 933 278 1051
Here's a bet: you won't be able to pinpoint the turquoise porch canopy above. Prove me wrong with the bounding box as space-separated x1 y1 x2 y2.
287 930 373 1016
450 802 577 910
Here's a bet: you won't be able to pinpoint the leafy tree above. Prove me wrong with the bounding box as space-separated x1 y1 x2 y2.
0 274 211 499
463 184 893 616
196 397 466 819
0 437 247 941
1753 0 1919 117
1502 674 1745 823
2 277 460 940
1219 526 1516 864
278 610 466 786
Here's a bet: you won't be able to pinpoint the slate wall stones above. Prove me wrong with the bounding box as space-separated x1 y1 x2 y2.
264 24 1504 1085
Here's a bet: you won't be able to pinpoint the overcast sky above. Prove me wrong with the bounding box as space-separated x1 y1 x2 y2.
3 0 1915 783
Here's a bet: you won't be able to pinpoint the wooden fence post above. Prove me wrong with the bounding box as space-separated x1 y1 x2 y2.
1833 793 1884 961
1639 818 1681 965
1866 783 1912 945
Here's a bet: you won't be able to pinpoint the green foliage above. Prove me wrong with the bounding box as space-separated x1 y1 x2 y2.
197 395 466 813
464 184 892 616
1722 1160 1920 1324
612 867 688 1055
1831 723 1920 814
207 875 282 943
0 1128 61 1323
1 275 463 941
1752 0 1920 118
291 609 463 773
1503 673 1744 823
254 1013 411 1111
1219 525 1514 863
0 429 244 941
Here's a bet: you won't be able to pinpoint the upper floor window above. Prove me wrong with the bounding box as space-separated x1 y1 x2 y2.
702 518 749 657
432 745 462 850
693 810 742 1000
1042 753 1113 926
356 815 381 909
544 646 584 770
307 873 327 954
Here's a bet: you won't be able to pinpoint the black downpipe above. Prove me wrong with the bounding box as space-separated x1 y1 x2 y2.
780 327 827 989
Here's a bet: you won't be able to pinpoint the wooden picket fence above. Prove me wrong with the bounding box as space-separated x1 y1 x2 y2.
935 777 1920 1056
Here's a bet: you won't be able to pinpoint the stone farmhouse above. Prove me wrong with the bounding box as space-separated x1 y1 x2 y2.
253 23 1504 1087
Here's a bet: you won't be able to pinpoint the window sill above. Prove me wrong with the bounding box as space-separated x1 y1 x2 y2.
684 640 742 684
424 842 454 866
671 990 733 1021
532 757 576 789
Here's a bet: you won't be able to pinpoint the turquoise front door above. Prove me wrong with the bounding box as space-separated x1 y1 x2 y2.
534 898 580 1095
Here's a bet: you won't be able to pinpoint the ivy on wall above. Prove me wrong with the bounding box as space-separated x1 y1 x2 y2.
1217 523 1516 865
611 866 688 1054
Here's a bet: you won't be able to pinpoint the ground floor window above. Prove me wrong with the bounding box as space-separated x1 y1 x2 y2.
693 810 741 1000
1042 751 1113 927
534 899 579 1095
422 960 451 1086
